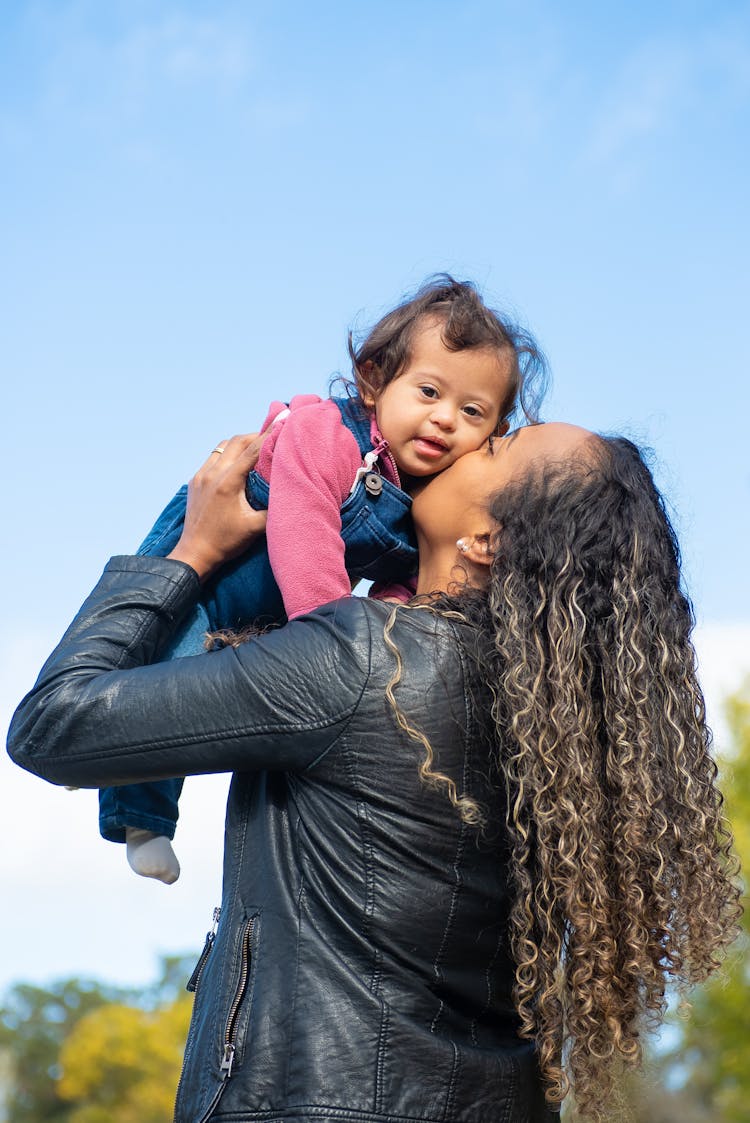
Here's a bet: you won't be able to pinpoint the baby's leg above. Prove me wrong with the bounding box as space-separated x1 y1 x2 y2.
99 485 283 883
99 777 184 883
126 829 180 884
98 486 192 882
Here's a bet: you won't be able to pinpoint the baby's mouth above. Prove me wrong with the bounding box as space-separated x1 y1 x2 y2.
413 436 449 456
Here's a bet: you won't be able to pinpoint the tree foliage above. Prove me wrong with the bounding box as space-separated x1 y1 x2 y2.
0 955 195 1123
0 976 133 1123
57 994 192 1123
665 685 750 1123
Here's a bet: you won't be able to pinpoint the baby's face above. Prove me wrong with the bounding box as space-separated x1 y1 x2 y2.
370 320 513 481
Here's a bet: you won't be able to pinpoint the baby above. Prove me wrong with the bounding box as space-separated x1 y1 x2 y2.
99 275 545 882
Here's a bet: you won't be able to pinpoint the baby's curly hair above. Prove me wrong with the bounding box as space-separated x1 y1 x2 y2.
402 435 741 1120
347 274 547 428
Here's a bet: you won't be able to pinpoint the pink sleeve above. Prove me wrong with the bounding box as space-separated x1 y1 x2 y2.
257 395 325 480
368 578 417 604
264 400 364 619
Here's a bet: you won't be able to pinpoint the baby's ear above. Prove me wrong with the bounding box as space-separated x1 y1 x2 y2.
359 361 376 409
495 419 510 437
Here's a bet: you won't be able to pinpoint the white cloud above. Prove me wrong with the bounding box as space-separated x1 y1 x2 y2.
7 3 257 141
585 41 692 167
117 13 253 94
3 4 311 159
582 23 750 188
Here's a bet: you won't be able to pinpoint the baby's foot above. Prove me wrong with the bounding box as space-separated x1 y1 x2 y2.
125 828 181 885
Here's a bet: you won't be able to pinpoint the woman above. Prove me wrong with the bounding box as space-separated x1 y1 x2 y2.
8 424 740 1123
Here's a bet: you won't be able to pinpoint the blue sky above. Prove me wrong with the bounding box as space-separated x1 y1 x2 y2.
2 0 749 994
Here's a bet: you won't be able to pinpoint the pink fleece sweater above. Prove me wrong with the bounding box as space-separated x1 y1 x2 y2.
255 395 411 619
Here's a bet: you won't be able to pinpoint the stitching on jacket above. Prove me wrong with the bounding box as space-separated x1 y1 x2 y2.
302 599 377 772
284 868 306 1101
500 1054 519 1123
429 832 468 1034
476 926 505 1047
455 632 482 1051
54 710 358 761
357 800 377 948
337 705 379 988
203 1106 496 1121
373 1000 390 1115
451 620 509 1053
368 946 382 999
341 611 382 1114
428 634 470 1035
441 1041 461 1122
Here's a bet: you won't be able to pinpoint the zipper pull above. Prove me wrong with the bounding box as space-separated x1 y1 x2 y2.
186 907 222 993
220 1042 236 1079
349 448 385 496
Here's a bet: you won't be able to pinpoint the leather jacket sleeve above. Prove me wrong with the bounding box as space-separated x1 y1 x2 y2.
7 555 372 790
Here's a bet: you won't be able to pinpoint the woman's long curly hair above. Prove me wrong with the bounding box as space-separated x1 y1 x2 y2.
418 435 741 1120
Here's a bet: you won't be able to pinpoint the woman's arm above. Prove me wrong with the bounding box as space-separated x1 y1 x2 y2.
7 557 371 788
6 436 372 788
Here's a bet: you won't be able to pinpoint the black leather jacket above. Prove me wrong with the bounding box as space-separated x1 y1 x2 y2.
8 556 556 1123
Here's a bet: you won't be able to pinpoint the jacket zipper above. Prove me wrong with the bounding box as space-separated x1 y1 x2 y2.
219 917 255 1080
174 906 225 1123
186 906 221 993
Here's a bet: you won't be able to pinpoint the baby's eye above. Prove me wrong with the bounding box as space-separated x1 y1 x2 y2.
462 405 484 418
419 385 439 399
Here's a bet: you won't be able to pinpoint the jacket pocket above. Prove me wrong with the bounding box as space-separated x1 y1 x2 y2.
219 913 259 1080
186 906 221 993
174 909 260 1123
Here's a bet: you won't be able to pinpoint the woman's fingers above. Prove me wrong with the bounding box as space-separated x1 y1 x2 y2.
167 433 269 582
196 432 265 478
220 432 267 475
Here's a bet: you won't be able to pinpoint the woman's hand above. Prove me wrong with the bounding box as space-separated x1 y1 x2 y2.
167 434 268 582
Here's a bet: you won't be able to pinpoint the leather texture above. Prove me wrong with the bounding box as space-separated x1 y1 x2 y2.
8 556 557 1123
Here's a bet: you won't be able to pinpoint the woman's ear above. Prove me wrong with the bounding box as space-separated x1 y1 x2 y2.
456 534 494 567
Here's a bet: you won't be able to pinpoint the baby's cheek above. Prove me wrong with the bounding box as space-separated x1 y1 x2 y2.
442 448 470 470
459 432 494 458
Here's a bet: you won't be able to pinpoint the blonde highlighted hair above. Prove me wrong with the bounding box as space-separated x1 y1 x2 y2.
386 435 741 1120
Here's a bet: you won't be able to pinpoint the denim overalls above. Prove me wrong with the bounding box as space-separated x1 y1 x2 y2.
98 396 419 843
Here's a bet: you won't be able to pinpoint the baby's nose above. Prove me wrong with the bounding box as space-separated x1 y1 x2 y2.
430 404 456 429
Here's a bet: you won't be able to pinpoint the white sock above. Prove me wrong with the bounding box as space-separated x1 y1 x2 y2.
125 828 180 885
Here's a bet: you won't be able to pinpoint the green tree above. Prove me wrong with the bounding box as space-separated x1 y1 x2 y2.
0 955 195 1123
0 977 133 1123
665 685 750 1123
57 994 192 1123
